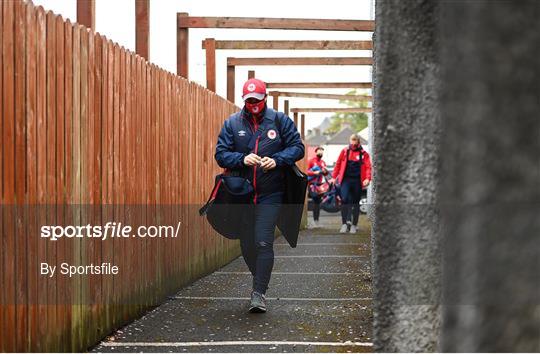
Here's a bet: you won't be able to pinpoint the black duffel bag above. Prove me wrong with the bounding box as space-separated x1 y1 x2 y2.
199 174 254 239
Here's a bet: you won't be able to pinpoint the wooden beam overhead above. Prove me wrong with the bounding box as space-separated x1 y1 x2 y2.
266 82 372 89
269 91 372 101
291 108 372 113
135 0 150 60
227 57 373 66
178 16 375 31
202 40 373 50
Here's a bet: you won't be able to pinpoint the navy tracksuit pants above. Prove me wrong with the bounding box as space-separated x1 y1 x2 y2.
340 177 362 226
240 192 283 294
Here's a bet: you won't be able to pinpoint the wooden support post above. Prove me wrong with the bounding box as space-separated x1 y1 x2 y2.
248 70 255 79
77 0 95 30
293 112 298 128
177 12 189 78
227 64 235 103
301 114 306 140
204 38 216 92
272 94 279 110
135 0 150 60
284 100 289 117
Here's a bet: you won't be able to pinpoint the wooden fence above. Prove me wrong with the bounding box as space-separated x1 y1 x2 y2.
0 1 241 351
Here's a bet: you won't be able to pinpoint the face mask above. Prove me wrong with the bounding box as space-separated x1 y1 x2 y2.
245 100 265 115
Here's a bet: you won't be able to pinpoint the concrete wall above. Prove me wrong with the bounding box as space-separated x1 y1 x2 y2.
439 1 540 352
372 0 540 352
372 0 442 351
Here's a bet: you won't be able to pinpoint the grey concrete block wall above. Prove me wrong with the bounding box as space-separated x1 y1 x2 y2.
373 0 540 352
372 0 442 351
439 1 540 352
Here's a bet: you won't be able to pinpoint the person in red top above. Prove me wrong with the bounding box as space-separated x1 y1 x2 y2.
331 134 372 233
306 146 328 228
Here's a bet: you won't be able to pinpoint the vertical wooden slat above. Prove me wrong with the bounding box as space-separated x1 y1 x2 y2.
76 0 95 30
0 2 4 347
176 12 188 78
284 99 289 116
78 26 91 345
100 37 112 336
14 2 28 351
248 70 255 79
272 94 278 111
34 6 48 352
25 4 38 351
70 22 82 351
204 38 216 92
293 111 298 127
53 13 66 352
111 42 120 322
226 64 235 103
0 2 3 349
86 27 97 347
63 18 73 352
2 2 16 351
135 0 149 60
45 11 58 352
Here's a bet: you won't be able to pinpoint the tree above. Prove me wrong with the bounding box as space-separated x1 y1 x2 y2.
325 89 369 135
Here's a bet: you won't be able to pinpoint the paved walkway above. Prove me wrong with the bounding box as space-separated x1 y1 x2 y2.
93 213 372 353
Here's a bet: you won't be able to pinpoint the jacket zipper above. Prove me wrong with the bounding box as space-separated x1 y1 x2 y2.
251 118 260 204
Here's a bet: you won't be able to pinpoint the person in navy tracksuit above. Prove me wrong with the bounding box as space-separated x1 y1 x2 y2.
214 78 304 313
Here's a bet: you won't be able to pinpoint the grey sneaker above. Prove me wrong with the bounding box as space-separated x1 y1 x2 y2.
249 291 267 313
339 224 348 233
349 225 357 234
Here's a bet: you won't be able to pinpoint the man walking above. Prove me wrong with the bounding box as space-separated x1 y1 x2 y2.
214 78 304 312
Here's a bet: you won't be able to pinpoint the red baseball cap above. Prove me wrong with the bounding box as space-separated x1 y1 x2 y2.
242 78 267 101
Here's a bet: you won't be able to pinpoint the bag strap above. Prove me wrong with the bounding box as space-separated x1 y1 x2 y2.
200 175 223 216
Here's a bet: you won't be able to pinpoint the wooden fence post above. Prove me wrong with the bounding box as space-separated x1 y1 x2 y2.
135 0 150 60
77 0 95 30
204 38 216 92
227 64 235 103
176 12 189 78
301 114 305 140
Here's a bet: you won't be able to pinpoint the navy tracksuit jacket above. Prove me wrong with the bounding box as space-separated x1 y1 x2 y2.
215 106 305 201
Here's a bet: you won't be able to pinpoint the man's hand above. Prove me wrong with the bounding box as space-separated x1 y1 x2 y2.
362 179 370 187
244 153 261 166
260 157 277 172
